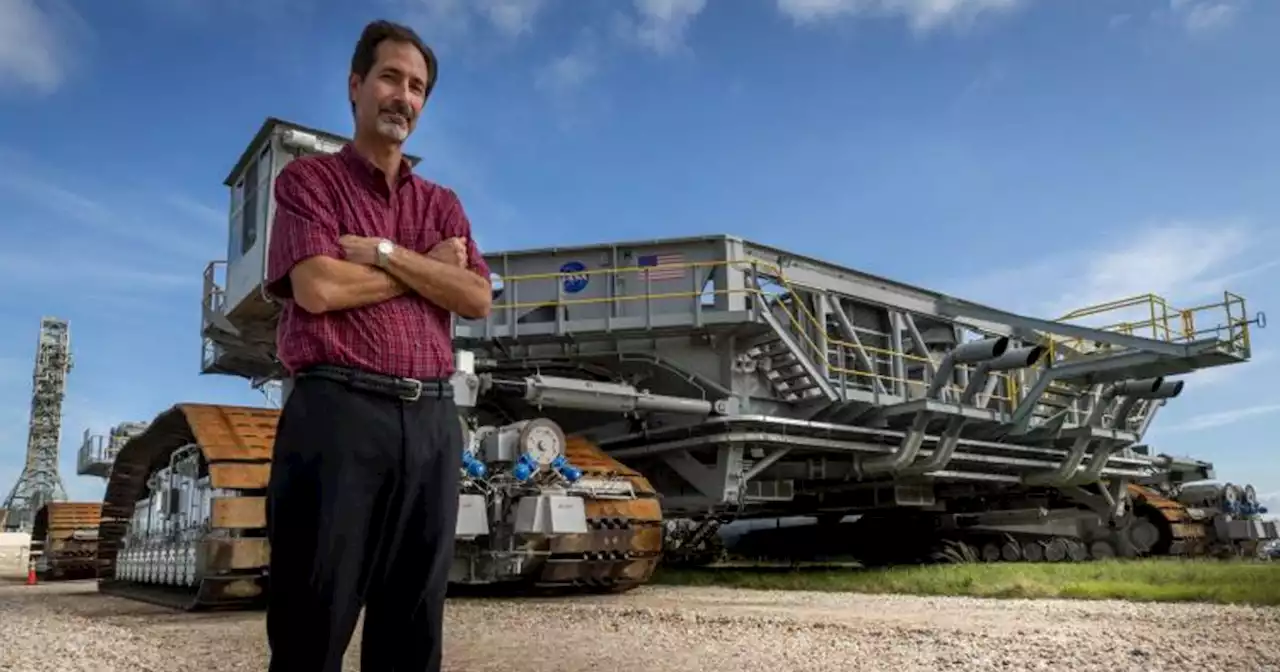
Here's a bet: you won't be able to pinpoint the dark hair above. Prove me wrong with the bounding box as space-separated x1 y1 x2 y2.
349 20 439 102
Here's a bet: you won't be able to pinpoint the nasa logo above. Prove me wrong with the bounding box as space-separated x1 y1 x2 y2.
559 261 589 294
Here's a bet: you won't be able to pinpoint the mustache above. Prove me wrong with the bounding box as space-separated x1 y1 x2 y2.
379 101 414 121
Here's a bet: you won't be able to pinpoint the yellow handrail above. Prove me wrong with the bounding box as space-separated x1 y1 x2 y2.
1050 291 1252 358
481 260 1253 409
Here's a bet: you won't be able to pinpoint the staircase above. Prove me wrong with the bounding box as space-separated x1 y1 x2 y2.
746 339 829 402
747 289 839 404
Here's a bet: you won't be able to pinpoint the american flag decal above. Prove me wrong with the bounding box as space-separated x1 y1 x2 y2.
636 252 686 280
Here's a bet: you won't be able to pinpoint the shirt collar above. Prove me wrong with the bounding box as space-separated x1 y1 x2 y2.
339 143 414 192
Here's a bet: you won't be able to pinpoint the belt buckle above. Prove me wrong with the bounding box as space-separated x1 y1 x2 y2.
400 378 423 402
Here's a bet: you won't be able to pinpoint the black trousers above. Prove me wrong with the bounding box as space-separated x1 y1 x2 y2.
265 374 462 672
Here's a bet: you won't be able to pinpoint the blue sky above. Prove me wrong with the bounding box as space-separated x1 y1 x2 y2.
1 0 1277 516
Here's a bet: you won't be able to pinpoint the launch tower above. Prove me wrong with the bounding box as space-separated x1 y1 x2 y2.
1 317 73 532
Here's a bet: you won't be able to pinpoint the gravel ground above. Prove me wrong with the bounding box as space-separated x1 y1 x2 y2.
2 579 1279 672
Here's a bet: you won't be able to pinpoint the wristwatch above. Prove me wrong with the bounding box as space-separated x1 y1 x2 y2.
375 238 395 268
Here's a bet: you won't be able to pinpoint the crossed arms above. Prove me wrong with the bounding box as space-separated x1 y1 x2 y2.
264 161 492 319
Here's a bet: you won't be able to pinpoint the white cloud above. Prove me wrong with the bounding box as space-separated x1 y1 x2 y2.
0 248 195 292
956 219 1275 324
951 218 1278 433
0 156 220 262
481 0 547 36
397 0 548 44
1162 403 1280 433
1168 0 1243 37
1258 491 1280 520
0 0 86 95
629 0 708 55
1189 349 1275 388
165 195 225 231
535 27 601 95
775 0 1027 33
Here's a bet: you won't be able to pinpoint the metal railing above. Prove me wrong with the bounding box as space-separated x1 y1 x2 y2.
1049 291 1258 360
463 260 1259 421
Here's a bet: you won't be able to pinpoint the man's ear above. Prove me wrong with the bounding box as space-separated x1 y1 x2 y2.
348 73 361 109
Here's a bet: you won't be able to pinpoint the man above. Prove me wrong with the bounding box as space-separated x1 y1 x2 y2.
261 19 492 672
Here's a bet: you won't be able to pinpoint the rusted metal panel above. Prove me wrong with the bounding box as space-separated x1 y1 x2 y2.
208 463 271 490
549 525 664 555
199 537 270 572
533 437 665 588
32 502 103 542
586 497 662 522
180 403 279 463
210 496 267 529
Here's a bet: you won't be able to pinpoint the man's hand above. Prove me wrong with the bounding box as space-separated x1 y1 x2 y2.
426 237 467 268
339 235 381 266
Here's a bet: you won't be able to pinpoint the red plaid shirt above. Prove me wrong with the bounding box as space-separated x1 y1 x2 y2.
265 144 489 380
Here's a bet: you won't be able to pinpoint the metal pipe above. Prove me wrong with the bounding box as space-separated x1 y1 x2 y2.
901 346 1044 476
1065 438 1127 486
927 336 1009 399
492 374 717 415
984 345 1046 371
1026 376 1166 487
604 430 1153 480
898 365 988 476
1111 378 1163 397
859 336 1013 476
1149 379 1184 399
951 336 1011 364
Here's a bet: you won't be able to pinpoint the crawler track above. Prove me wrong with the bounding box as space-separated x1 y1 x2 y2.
1128 483 1208 556
96 403 278 611
97 576 267 611
32 502 104 582
96 403 665 610
533 437 664 593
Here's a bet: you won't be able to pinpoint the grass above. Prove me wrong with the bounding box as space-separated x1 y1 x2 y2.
651 558 1280 606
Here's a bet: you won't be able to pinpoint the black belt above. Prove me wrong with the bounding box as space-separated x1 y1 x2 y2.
297 364 453 402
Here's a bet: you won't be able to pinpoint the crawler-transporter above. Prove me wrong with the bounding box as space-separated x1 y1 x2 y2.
94 118 1274 610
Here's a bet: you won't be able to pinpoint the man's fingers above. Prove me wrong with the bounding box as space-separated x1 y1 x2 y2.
447 238 466 265
425 237 467 267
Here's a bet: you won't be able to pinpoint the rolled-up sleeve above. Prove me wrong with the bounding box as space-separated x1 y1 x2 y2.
441 189 491 282
265 160 344 300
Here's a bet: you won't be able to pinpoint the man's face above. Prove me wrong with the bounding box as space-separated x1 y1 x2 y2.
349 39 431 144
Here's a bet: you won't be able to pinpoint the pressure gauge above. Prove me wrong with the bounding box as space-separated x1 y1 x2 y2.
517 418 565 467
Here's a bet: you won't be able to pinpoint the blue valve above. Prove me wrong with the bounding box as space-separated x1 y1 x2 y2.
461 451 487 479
551 455 583 483
513 454 538 482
